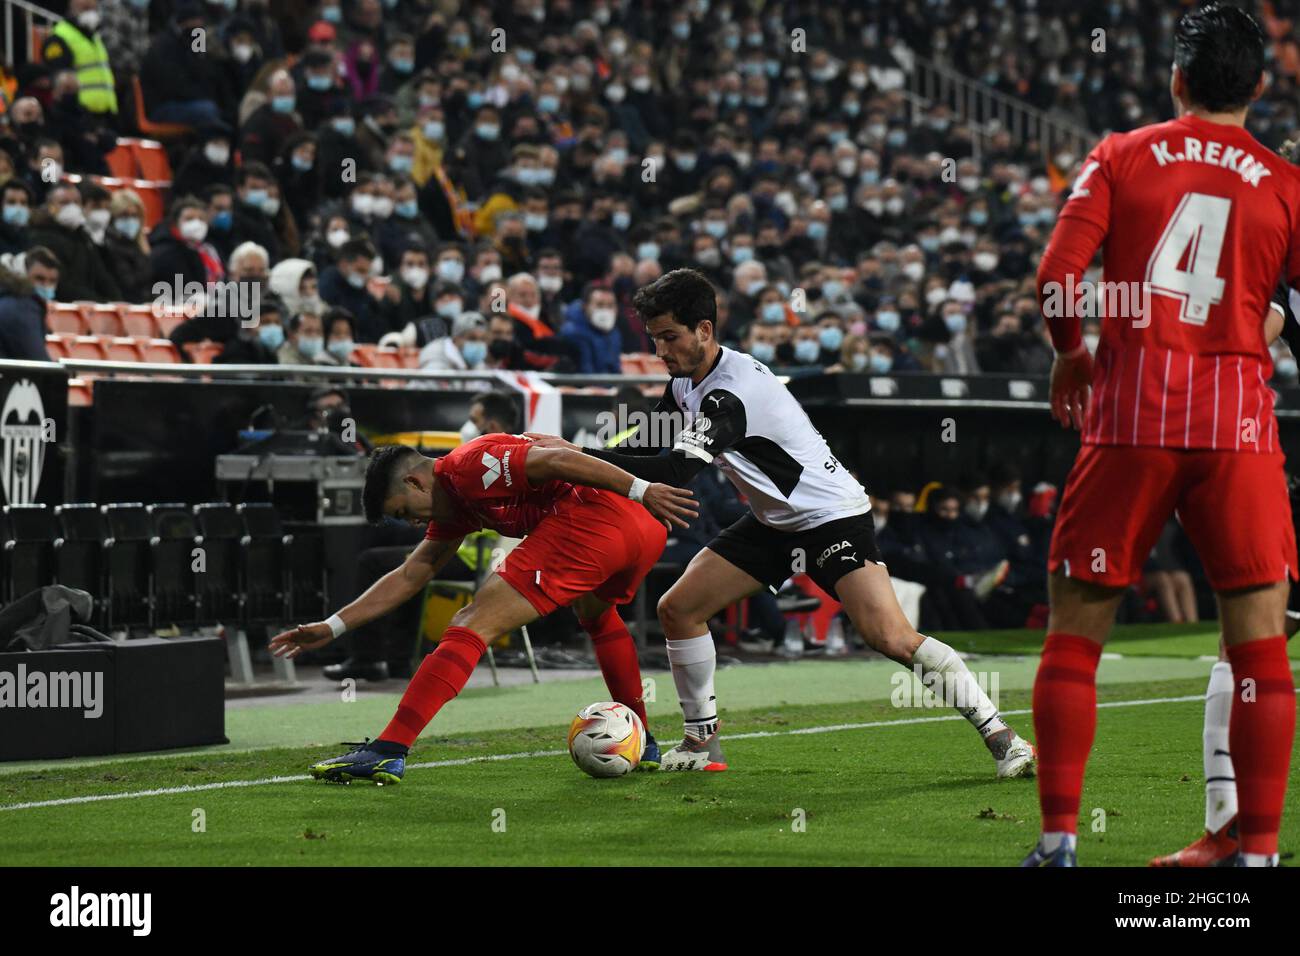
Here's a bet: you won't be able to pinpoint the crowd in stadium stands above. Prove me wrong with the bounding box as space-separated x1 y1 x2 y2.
0 0 1296 377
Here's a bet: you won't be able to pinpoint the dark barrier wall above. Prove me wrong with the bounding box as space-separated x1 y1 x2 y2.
0 361 69 507
81 372 1300 506
86 379 515 504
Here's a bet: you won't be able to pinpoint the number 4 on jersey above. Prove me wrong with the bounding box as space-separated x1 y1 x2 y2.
1144 192 1230 325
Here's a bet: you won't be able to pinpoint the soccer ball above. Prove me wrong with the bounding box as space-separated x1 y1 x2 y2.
567 701 645 777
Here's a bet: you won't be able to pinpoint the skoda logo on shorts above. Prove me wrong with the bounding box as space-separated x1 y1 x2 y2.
816 539 855 568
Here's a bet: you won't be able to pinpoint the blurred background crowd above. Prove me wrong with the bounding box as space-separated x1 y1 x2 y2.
1 0 1296 378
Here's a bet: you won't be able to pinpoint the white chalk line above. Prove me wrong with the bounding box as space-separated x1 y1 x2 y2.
0 693 1209 813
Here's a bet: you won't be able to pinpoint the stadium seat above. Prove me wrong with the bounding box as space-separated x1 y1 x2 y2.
398 346 421 369
45 336 69 360
373 347 404 369
130 75 191 141
182 341 225 364
119 306 161 338
104 141 138 179
53 503 107 611
101 503 152 629
126 139 173 183
79 302 125 336
147 503 199 627
104 337 144 363
288 527 327 621
154 308 186 337
139 339 180 364
66 336 108 361
45 303 86 335
67 378 94 406
238 502 292 625
349 344 378 367
2 505 56 605
129 179 168 229
192 503 243 624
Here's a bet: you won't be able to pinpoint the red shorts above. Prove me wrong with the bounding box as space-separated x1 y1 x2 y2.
1049 444 1297 591
495 488 668 616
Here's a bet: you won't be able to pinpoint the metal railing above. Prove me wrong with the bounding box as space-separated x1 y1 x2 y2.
55 358 669 388
2 0 60 68
906 54 1098 167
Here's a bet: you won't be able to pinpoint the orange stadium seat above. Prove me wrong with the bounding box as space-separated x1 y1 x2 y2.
67 379 94 407
182 341 224 364
127 139 173 183
104 337 144 363
44 336 68 360
104 142 138 179
349 344 378 367
66 336 108 361
45 304 85 335
139 339 180 364
81 303 125 336
370 348 404 369
128 180 168 229
119 307 161 338
153 309 186 337
130 76 191 141
398 347 420 369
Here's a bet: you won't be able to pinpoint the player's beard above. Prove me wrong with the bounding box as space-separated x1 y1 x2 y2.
675 337 707 377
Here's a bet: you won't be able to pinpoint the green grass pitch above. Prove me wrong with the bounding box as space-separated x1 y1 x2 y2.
1 624 1296 866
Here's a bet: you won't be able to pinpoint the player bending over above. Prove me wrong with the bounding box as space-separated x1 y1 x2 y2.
1026 4 1299 867
530 267 1035 778
1150 278 1300 866
269 433 697 783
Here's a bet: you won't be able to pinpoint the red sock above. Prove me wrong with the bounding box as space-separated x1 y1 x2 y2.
580 608 649 729
1034 633 1103 834
1225 636 1295 856
379 626 486 748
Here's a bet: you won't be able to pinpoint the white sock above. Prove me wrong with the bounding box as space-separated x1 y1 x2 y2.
1204 661 1237 833
666 633 718 738
912 636 1008 743
1239 852 1279 867
1039 831 1077 853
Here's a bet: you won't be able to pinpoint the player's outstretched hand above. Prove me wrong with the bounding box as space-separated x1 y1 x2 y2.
641 482 699 530
1050 348 1093 431
269 622 334 659
523 432 580 451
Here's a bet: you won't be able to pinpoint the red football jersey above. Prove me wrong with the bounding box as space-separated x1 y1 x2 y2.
423 433 586 541
1052 113 1300 452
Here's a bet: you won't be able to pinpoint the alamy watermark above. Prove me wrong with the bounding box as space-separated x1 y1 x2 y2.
0 665 103 718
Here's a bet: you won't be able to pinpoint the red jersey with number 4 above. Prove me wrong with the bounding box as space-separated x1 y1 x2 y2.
1050 113 1300 452
423 433 586 541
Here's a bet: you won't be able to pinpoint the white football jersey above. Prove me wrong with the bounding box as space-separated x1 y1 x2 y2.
667 347 870 531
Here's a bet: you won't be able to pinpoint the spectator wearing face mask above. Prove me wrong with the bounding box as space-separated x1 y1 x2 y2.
274 133 323 229
915 487 1010 631
212 294 285 364
277 309 328 366
149 197 223 293
41 0 118 121
27 183 121 301
418 311 489 371
320 308 358 366
560 283 623 375
0 247 58 362
974 309 1054 375
174 125 237 203
102 189 151 303
318 237 385 342
230 162 283 263
240 68 303 166
0 181 34 258
379 248 443 336
140 1 224 128
44 69 116 177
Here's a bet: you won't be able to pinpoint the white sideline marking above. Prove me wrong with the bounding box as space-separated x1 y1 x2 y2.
0 693 1213 813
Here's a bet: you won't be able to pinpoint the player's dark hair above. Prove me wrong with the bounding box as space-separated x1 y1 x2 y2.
470 390 521 432
632 268 717 332
362 444 424 524
1173 3 1265 113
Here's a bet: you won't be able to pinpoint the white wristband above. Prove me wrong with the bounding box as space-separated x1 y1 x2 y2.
325 614 347 639
628 477 650 503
